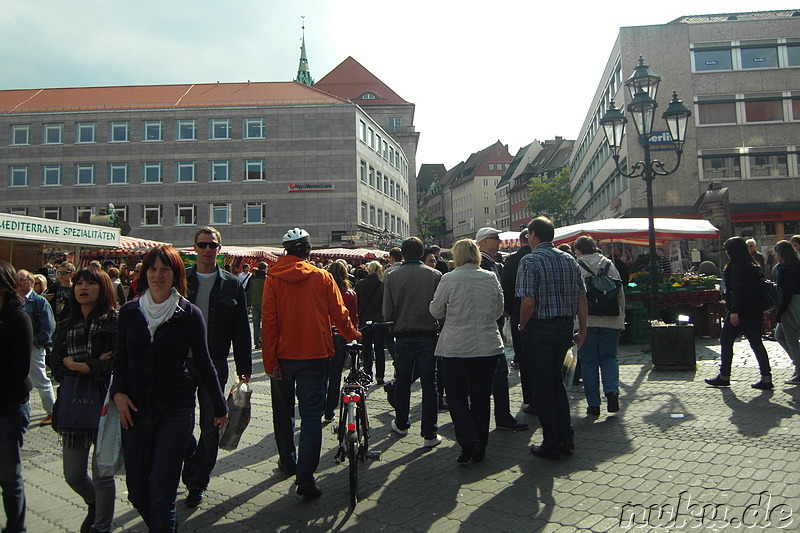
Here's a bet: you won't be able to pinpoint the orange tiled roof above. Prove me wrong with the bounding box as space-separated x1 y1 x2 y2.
0 81 350 114
314 57 410 106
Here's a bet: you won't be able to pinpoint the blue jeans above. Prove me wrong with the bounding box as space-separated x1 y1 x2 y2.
579 327 620 407
0 402 29 533
123 408 195 533
271 358 327 485
443 355 498 447
520 318 574 452
720 312 771 377
183 358 228 492
393 337 438 439
324 336 347 419
62 443 116 532
362 327 388 381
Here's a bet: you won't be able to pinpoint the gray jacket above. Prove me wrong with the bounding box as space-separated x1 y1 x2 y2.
383 261 441 336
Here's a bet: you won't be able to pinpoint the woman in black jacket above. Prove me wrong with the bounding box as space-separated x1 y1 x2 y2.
706 237 772 389
773 240 800 384
355 261 387 383
51 267 118 533
0 259 33 533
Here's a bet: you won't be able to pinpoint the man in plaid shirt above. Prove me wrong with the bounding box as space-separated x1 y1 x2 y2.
515 216 587 459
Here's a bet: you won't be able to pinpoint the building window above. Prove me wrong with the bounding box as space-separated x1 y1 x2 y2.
142 162 162 184
76 123 95 143
245 202 265 224
42 165 62 186
108 163 128 185
359 92 378 99
75 164 95 185
701 155 741 179
176 162 196 183
359 120 367 142
244 160 264 181
210 203 230 225
369 205 376 226
788 44 800 67
376 134 382 154
210 161 230 182
395 183 401 202
382 140 388 159
792 98 800 121
388 117 402 131
114 205 128 222
142 205 162 226
360 160 367 183
693 47 733 72
244 118 265 139
390 179 395 199
110 122 129 142
142 121 163 141
749 153 787 177
377 209 383 228
9 166 28 187
744 97 783 122
176 120 197 141
484 206 491 215
209 119 231 140
176 204 196 226
42 207 60 220
43 124 63 144
368 166 375 188
11 125 29 145
383 175 389 195
361 201 368 223
368 128 374 150
697 101 737 125
76 206 93 224
741 45 779 69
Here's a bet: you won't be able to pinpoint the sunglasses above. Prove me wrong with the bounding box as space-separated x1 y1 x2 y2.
58 271 72 275
195 242 220 250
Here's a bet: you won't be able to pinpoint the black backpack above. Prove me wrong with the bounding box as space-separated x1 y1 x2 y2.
577 259 622 317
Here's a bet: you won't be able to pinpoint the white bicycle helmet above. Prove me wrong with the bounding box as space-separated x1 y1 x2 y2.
282 227 310 244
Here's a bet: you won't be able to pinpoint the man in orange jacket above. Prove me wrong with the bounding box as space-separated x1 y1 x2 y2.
262 228 360 499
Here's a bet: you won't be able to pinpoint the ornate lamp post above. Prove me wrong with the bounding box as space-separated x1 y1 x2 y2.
599 56 692 321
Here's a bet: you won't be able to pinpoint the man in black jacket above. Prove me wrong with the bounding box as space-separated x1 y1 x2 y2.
501 228 535 414
183 226 252 507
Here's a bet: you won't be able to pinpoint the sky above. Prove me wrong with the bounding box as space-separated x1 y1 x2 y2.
3 0 797 170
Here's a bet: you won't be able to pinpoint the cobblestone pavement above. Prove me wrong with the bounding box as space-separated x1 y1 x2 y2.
20 335 800 532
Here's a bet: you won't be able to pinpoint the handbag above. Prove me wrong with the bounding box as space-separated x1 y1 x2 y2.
96 378 125 476
762 279 780 311
219 380 253 451
52 374 105 433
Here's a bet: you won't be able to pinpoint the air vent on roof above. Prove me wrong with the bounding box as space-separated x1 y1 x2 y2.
727 15 738 20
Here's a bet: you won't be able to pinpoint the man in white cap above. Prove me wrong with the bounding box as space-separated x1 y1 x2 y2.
476 227 528 432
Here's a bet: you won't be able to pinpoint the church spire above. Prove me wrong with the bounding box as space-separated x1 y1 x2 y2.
295 18 314 86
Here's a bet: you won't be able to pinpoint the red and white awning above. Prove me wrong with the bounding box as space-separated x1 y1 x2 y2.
119 235 172 251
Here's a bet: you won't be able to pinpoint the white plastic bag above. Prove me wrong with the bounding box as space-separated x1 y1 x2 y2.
562 345 578 389
219 380 252 451
96 379 125 477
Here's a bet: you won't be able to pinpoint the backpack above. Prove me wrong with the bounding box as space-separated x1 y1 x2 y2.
577 259 622 317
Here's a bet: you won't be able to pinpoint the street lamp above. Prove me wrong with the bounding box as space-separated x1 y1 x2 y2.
599 56 692 321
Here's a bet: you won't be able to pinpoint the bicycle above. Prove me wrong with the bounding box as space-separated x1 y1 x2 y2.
333 321 392 508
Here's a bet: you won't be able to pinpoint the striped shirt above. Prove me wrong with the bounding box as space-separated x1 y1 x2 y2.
515 242 586 319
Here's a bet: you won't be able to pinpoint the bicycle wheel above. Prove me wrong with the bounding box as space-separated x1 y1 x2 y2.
348 438 358 508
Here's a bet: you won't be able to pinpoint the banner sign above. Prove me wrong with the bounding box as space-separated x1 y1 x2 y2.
288 183 335 192
0 213 120 248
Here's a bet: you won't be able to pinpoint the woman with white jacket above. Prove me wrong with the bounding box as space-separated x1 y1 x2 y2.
429 239 504 464
574 236 625 416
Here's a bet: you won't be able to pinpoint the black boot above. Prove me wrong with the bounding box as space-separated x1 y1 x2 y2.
80 503 96 533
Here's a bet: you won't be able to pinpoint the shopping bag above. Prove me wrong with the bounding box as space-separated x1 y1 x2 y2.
52 374 105 434
562 345 578 389
96 380 125 477
219 380 252 451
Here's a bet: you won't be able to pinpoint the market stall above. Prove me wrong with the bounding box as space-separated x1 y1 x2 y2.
80 235 172 268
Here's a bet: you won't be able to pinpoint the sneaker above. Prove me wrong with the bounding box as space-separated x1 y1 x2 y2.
751 380 774 390
705 375 731 387
185 489 204 508
606 392 620 413
784 373 800 385
586 406 601 416
296 483 322 499
423 435 442 448
391 419 408 435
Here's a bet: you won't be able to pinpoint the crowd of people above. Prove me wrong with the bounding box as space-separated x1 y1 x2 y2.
3 221 800 533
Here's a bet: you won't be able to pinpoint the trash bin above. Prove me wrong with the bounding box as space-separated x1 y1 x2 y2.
624 303 649 344
650 324 696 370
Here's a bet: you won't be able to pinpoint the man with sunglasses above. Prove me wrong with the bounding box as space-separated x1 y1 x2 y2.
182 226 252 508
46 261 75 322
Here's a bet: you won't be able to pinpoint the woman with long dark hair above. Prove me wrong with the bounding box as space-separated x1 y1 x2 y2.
111 246 227 532
0 260 33 533
706 237 773 389
323 261 359 421
51 268 118 533
773 240 800 384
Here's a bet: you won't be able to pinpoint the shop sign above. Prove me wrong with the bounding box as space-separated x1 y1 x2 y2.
731 211 800 222
288 183 335 191
0 213 120 248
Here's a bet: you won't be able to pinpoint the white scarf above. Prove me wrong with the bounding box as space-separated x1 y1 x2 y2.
139 288 181 340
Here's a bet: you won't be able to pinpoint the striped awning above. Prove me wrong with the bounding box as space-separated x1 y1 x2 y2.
119 235 172 251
